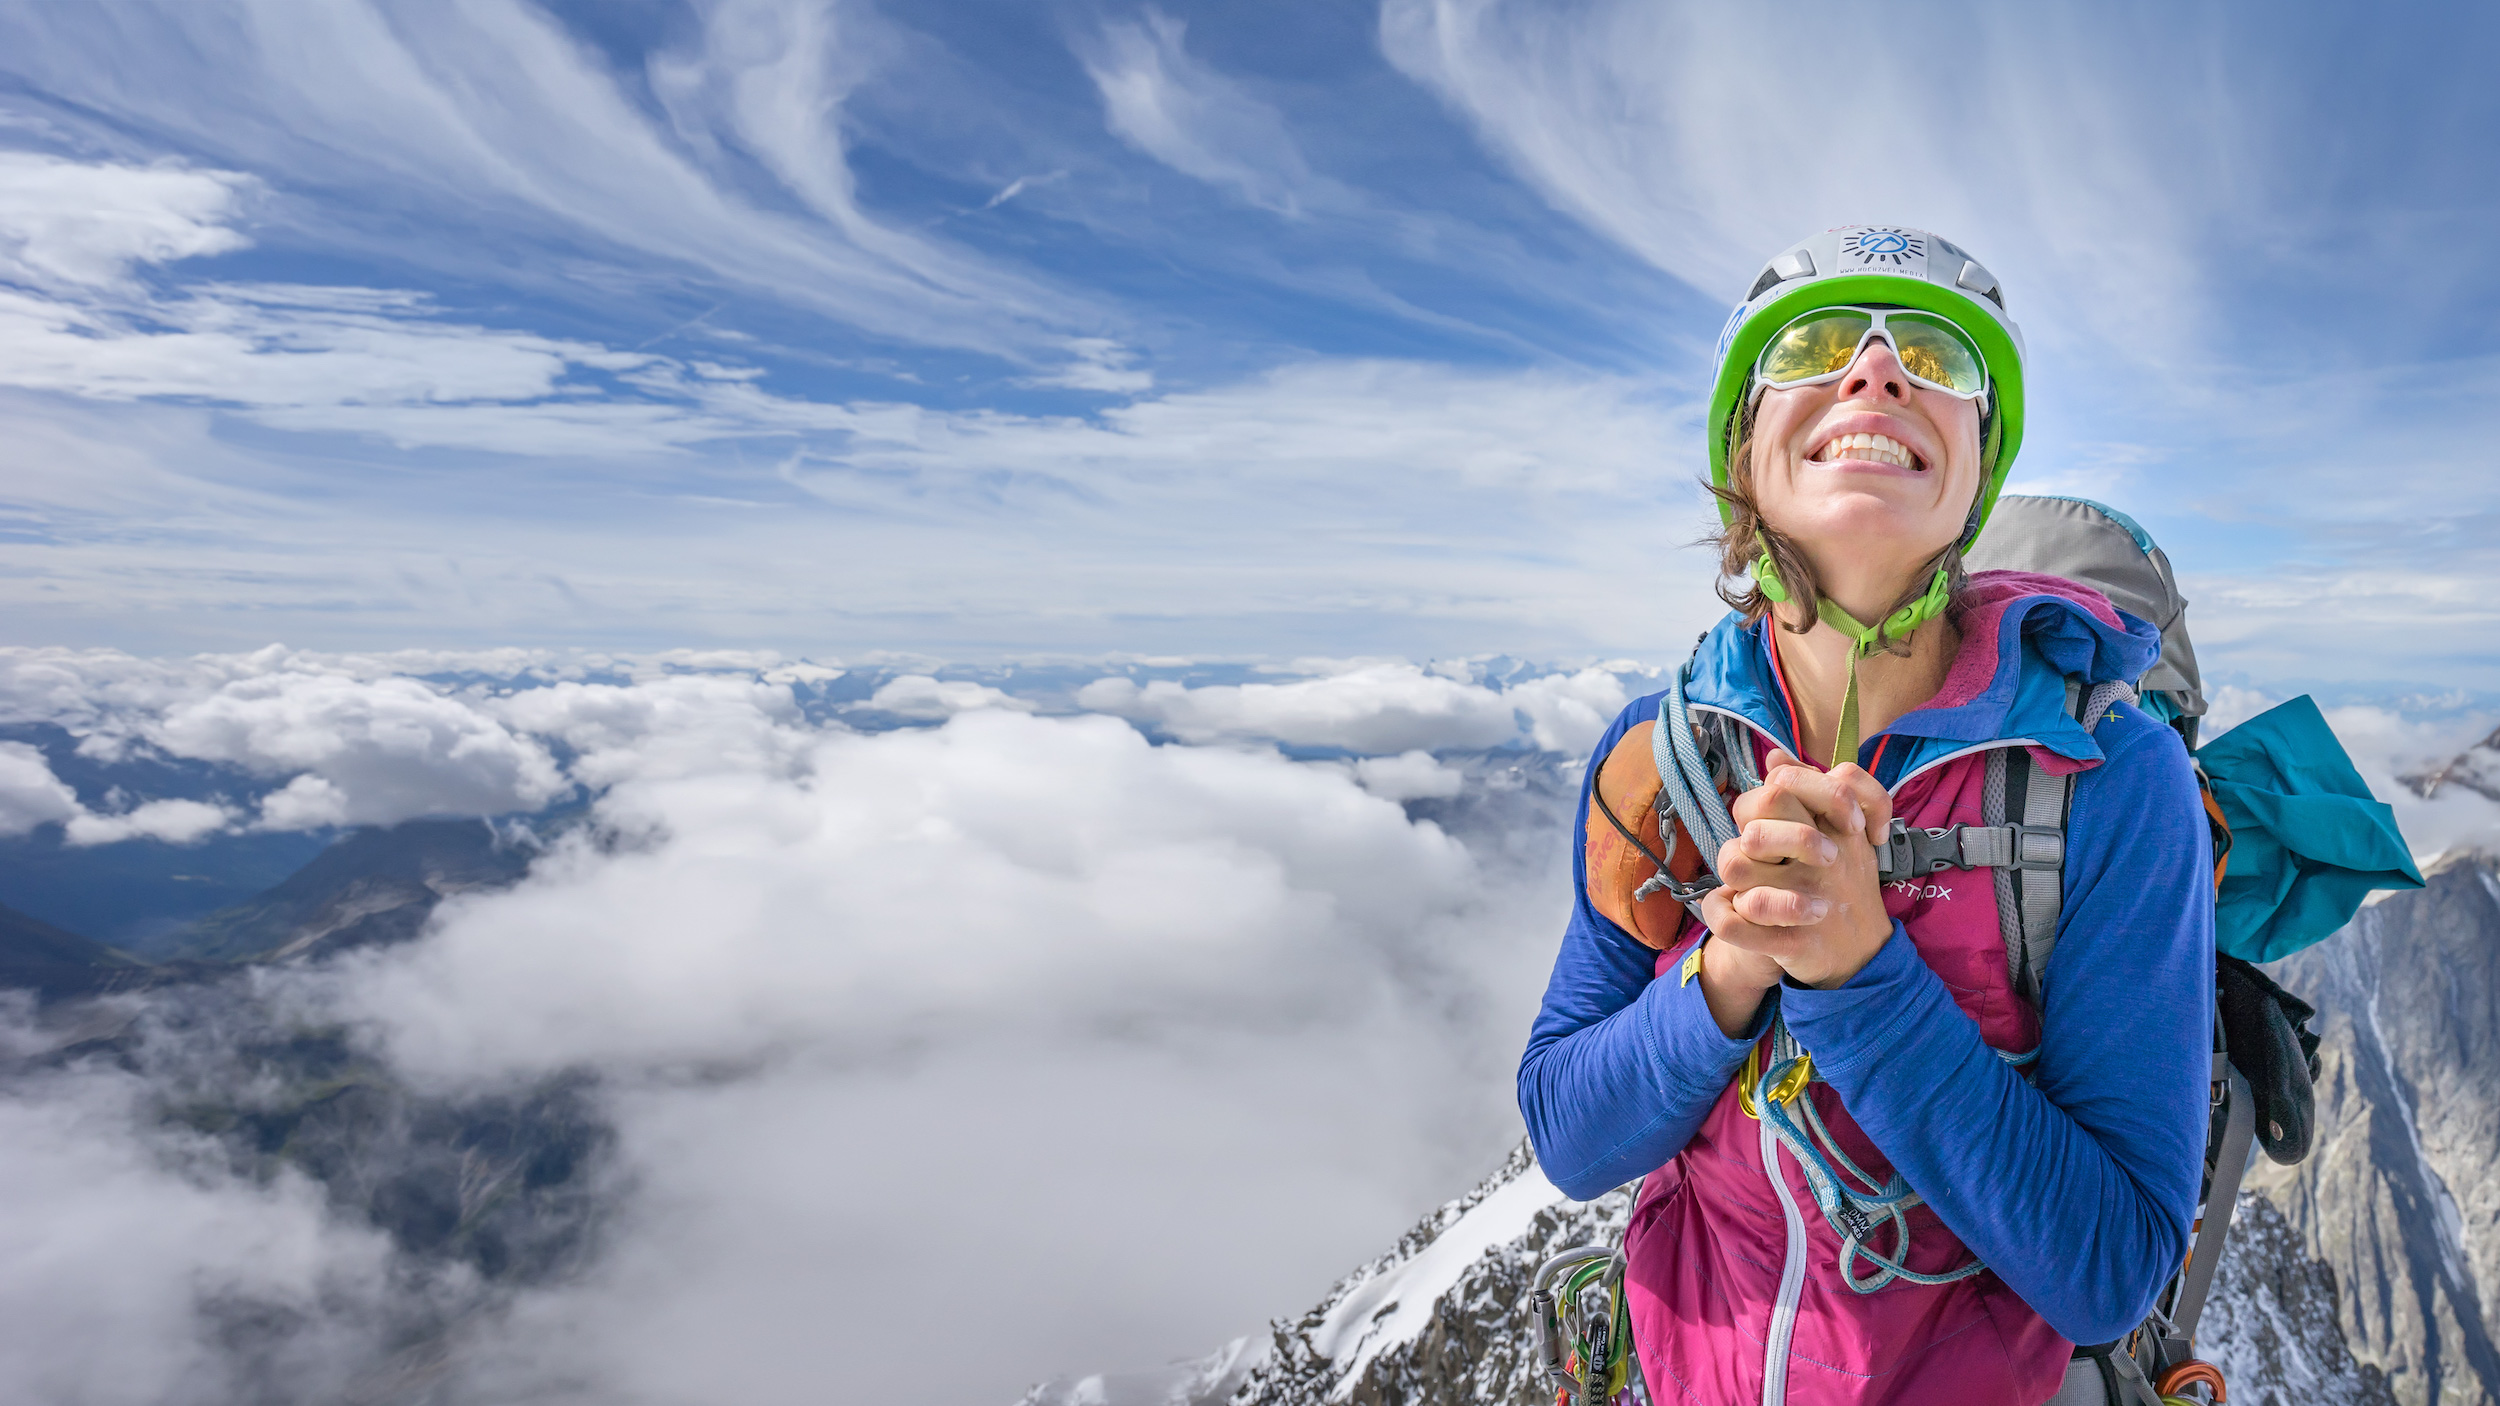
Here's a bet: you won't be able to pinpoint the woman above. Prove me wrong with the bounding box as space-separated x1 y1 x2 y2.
1520 227 2212 1404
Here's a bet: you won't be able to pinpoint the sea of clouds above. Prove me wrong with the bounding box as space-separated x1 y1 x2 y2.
0 645 2494 1404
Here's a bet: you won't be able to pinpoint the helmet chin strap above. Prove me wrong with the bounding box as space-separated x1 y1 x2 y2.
1752 554 1955 769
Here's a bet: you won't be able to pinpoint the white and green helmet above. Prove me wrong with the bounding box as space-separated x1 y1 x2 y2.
1706 225 2028 547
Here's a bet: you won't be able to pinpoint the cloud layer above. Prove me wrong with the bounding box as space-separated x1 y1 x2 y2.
3 644 2493 1402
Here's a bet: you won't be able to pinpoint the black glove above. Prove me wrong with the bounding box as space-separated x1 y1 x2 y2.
2217 954 2321 1165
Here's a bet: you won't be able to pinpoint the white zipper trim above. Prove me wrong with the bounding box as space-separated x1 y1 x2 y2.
1759 1113 1808 1406
1683 702 2050 800
1884 737 2048 794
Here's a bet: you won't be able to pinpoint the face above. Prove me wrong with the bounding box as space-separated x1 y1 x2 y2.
1746 332 1985 587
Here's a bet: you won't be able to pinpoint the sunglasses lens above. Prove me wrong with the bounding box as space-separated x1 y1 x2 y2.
1759 312 1872 385
1886 315 1987 397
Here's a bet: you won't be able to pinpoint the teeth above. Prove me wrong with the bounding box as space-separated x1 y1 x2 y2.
1817 432 1916 468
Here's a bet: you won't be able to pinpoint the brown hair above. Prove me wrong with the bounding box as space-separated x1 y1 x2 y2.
1704 395 1973 653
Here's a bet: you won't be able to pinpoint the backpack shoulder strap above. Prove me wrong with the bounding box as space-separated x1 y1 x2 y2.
1991 678 2137 1008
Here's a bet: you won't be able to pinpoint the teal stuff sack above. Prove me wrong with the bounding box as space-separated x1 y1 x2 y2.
2198 694 2425 963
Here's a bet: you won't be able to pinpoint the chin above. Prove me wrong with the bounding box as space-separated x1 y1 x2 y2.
1782 497 1959 559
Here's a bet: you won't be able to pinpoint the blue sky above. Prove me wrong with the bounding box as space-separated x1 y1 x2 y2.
2 0 2497 693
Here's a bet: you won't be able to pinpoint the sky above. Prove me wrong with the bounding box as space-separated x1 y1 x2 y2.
7 3 2500 1404
0 0 2496 690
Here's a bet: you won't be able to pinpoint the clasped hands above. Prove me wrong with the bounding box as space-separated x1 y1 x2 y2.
1693 749 1896 1037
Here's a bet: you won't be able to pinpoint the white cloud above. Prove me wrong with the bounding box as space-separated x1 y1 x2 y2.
0 151 255 289
143 671 569 830
1083 10 1333 217
63 796 237 846
0 280 600 407
1078 662 1524 753
489 674 818 790
0 740 82 836
859 673 1031 720
1025 337 1154 395
1507 665 1636 757
1352 749 1464 801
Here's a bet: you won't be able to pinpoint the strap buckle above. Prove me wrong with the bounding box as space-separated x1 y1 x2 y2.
1876 820 1973 880
2011 823 2065 869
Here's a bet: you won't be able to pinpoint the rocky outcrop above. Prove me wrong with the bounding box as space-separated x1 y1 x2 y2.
2248 851 2500 1405
2203 1189 2398 1405
1227 1141 1629 1406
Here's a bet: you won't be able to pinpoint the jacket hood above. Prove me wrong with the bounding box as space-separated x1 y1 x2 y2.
1682 569 2162 780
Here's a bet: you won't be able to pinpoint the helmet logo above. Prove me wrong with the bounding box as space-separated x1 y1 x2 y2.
1838 227 1927 275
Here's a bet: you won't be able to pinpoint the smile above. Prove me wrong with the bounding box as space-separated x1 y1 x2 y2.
1812 432 1923 471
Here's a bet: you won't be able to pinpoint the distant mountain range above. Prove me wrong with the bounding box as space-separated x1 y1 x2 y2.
0 816 605 1403
0 897 151 998
167 819 533 963
2401 729 2500 803
1018 855 2500 1406
0 818 537 990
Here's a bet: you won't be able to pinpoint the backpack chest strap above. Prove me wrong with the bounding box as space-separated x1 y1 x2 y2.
1872 818 2064 882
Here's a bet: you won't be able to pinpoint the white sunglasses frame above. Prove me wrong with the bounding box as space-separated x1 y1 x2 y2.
1748 305 1991 406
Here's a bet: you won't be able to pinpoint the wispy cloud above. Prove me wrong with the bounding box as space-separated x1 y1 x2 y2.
0 152 256 290
0 0 1096 357
1082 9 1344 218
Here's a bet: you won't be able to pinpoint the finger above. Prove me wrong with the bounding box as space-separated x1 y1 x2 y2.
1825 763 1894 846
1699 890 1803 957
1715 835 1826 892
1739 818 1839 868
1746 762 1863 840
1732 883 1831 927
1732 765 1818 828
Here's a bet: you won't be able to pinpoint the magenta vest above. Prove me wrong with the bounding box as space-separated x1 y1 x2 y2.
1623 741 2074 1405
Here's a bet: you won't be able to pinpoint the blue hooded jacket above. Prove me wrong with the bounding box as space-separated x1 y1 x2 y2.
1520 578 2213 1347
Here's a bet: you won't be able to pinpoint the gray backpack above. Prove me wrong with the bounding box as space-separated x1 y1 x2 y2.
1965 494 2207 746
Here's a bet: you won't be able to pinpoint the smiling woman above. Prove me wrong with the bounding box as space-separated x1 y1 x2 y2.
1519 227 2215 1405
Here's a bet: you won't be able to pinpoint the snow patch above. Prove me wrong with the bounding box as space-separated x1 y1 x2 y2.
1305 1164 1567 1394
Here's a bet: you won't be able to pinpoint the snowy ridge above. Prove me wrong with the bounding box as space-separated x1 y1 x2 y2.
1225 1141 1636 1406
1304 1158 1569 1389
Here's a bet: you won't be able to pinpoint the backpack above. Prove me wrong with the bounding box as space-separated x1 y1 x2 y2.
1533 495 2421 1406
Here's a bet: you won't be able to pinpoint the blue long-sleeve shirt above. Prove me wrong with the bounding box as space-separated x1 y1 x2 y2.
1519 595 2213 1347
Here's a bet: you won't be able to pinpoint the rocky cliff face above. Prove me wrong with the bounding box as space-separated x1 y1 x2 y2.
2248 851 2500 1405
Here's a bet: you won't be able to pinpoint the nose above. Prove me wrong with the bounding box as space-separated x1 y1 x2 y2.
1837 335 1913 404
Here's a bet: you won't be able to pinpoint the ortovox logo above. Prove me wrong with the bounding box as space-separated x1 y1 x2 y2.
1840 228 1927 272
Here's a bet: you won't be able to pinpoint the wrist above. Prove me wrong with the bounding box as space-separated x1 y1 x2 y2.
1697 938 1780 1038
1800 913 1896 989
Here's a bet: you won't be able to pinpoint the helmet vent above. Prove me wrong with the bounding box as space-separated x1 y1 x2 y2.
1745 250 1818 303
1955 259 2005 310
